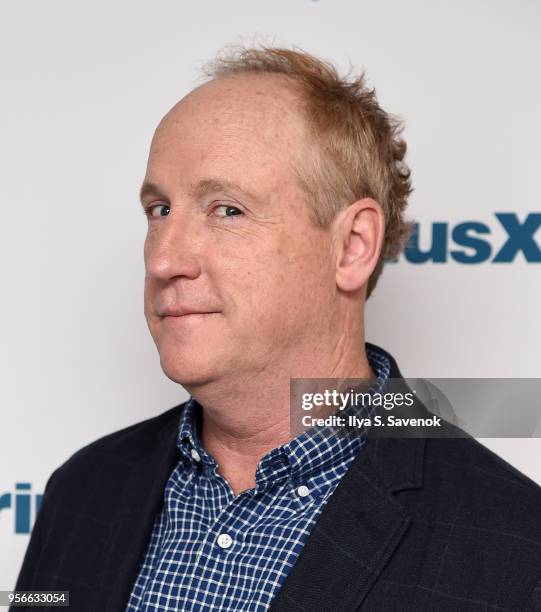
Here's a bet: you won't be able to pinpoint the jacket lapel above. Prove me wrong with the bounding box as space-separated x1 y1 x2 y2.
270 435 425 612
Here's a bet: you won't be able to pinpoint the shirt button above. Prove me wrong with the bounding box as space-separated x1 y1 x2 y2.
190 448 201 462
217 533 233 549
297 485 310 498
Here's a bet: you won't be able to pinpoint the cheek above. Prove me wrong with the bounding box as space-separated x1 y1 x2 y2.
229 240 332 327
278 231 333 289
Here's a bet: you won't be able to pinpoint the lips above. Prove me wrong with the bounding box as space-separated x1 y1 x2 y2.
160 306 219 318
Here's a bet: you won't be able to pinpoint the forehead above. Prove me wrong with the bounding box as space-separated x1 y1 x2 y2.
146 74 309 190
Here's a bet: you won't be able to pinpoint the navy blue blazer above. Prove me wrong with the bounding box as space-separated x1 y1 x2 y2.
13 345 541 611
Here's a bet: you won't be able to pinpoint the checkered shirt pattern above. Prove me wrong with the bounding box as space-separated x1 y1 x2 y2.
126 346 391 611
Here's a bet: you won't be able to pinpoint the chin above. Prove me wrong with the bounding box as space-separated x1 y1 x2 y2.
150 314 231 384
157 342 226 387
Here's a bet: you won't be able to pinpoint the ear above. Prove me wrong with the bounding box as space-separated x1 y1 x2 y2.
333 198 385 293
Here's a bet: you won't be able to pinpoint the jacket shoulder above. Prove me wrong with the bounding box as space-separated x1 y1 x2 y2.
422 435 541 535
14 402 186 591
47 402 186 492
383 436 541 608
426 434 541 491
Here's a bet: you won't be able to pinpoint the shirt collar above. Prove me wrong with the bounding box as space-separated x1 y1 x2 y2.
177 398 217 470
268 345 391 487
176 345 391 488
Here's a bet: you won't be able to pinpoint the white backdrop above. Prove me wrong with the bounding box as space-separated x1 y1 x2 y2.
1 0 540 589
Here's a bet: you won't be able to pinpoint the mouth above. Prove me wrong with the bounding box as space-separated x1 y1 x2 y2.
161 312 220 322
161 310 218 319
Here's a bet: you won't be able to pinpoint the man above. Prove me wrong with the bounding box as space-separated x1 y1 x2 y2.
14 46 541 611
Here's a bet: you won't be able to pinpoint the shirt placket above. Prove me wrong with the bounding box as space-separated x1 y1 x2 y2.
184 467 260 610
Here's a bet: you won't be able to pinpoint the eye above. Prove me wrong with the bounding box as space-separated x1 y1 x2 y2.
145 203 170 218
213 204 243 218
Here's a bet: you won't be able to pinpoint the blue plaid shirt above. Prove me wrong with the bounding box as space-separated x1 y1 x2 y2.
126 346 390 611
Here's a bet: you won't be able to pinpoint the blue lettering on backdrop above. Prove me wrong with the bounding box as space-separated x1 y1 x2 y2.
398 213 541 264
15 483 31 534
0 483 43 534
405 222 448 263
450 222 492 263
493 213 541 263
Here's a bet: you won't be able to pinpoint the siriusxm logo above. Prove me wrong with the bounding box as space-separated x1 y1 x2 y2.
0 483 43 534
399 213 540 264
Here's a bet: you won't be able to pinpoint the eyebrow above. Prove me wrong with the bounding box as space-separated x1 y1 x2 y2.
139 181 164 206
139 178 261 207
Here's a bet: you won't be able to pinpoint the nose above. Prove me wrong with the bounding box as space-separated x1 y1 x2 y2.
144 209 202 282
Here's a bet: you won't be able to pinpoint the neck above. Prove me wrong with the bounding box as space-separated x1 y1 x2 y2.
186 319 374 496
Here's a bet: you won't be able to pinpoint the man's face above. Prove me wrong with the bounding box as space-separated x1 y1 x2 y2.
142 74 338 387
